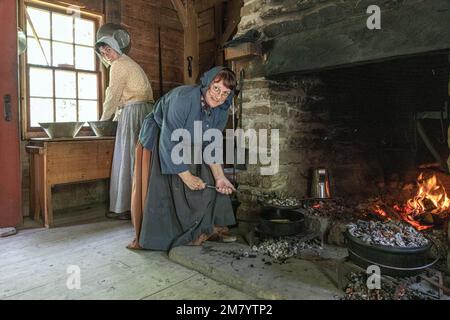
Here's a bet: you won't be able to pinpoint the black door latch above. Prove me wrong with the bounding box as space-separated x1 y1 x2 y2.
187 56 193 78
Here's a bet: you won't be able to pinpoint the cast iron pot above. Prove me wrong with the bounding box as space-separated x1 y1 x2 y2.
258 207 305 237
344 230 438 277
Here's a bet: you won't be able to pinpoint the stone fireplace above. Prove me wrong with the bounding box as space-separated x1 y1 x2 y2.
227 0 450 241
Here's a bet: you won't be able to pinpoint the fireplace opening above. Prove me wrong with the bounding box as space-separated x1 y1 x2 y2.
237 52 449 231
320 53 449 186
311 53 449 229
234 52 450 281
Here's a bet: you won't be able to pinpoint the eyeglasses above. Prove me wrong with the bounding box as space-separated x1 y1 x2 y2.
210 84 231 98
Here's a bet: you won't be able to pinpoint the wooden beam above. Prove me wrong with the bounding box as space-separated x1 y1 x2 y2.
219 0 243 47
214 3 224 66
224 42 261 61
195 0 225 12
104 0 121 24
170 0 187 29
183 0 199 84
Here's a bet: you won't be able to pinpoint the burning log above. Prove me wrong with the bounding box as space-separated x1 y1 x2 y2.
407 173 450 217
377 204 403 221
366 172 450 231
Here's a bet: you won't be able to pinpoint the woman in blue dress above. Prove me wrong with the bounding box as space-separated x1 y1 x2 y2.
128 67 238 250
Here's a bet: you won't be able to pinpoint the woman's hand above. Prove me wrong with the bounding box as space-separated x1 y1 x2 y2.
178 171 206 191
215 177 236 195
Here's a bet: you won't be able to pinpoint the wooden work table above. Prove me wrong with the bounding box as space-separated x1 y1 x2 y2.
26 137 115 228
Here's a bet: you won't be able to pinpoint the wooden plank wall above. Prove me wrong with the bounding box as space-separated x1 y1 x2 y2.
195 0 243 76
196 1 225 76
122 0 184 98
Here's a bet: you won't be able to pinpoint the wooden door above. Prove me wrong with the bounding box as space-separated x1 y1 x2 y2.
0 0 22 228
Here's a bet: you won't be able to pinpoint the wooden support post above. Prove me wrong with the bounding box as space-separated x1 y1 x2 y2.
214 3 224 66
224 42 261 61
184 0 199 84
104 0 121 24
171 0 187 28
171 0 199 84
219 0 243 47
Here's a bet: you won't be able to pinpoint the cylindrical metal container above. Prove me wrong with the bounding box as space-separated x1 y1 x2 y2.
311 168 331 199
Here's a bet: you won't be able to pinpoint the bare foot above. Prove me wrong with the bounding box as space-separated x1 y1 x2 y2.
126 239 142 250
188 233 209 246
209 226 237 242
213 226 229 234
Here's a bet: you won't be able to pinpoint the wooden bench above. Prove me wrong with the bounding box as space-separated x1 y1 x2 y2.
26 137 115 228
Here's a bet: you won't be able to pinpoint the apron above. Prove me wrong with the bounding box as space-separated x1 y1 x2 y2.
109 101 153 213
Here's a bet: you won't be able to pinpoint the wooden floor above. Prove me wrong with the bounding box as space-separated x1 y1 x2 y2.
0 205 253 300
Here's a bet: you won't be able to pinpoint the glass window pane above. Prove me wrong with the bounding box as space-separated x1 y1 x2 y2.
75 46 95 71
75 18 94 46
26 7 50 39
30 98 53 127
52 12 73 43
27 37 51 66
78 73 98 99
52 42 74 67
55 70 76 99
79 100 98 122
55 99 77 122
29 67 53 97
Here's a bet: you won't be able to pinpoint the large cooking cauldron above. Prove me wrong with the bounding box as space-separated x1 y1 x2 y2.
258 207 305 237
344 230 438 277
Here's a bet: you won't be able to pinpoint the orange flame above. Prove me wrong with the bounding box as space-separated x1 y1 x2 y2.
393 204 432 231
407 173 450 216
373 205 388 217
370 173 449 231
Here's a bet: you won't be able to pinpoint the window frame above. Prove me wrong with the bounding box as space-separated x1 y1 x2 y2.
19 0 105 139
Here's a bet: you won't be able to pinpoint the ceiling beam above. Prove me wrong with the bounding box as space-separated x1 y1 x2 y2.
170 0 187 29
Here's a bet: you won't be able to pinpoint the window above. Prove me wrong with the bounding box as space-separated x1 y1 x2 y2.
23 2 102 135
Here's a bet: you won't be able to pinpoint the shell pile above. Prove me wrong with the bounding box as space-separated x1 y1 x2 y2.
347 220 429 248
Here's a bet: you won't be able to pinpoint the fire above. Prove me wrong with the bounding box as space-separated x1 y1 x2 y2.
406 173 450 216
373 205 387 217
370 173 449 231
394 204 432 231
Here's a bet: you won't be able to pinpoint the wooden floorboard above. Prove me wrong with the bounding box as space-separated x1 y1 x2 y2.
143 274 255 300
0 222 131 268
0 207 253 300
